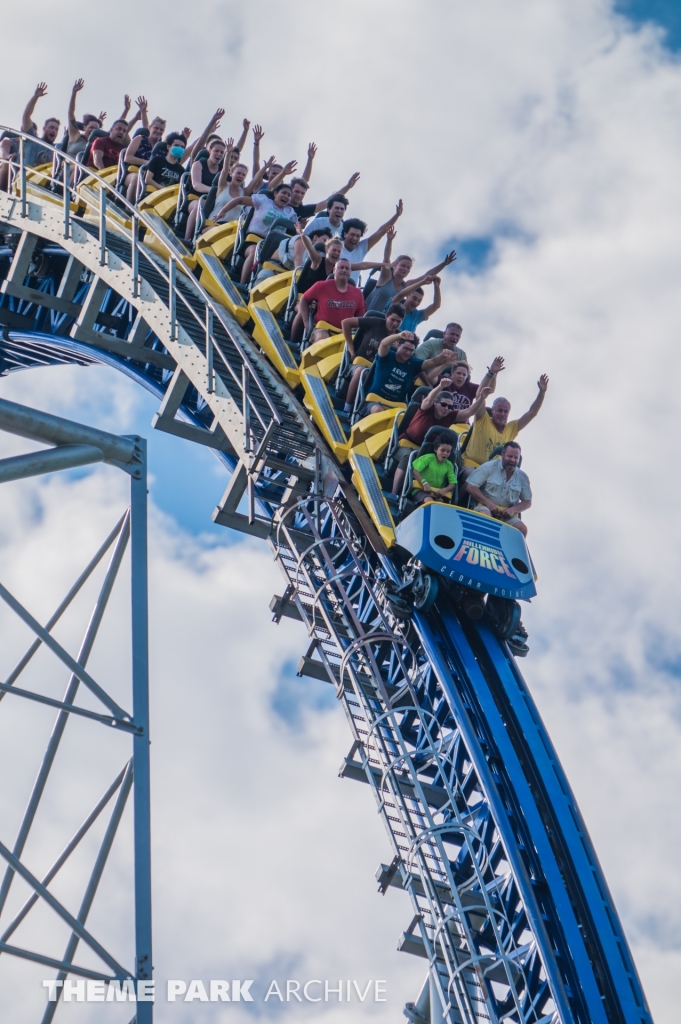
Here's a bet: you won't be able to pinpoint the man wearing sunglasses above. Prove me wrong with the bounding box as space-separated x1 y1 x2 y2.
391 379 491 495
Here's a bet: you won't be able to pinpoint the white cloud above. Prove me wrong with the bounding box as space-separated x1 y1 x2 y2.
2 1 681 1021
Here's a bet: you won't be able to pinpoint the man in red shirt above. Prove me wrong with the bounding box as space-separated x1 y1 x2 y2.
299 258 365 342
88 119 128 170
390 378 491 494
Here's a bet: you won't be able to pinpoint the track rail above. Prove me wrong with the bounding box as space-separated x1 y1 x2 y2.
0 129 652 1024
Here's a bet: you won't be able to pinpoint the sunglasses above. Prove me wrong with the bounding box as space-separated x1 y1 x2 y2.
437 402 454 409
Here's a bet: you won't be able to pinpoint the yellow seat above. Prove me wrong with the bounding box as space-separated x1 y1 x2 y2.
299 334 344 372
352 356 372 368
138 183 180 214
245 233 263 244
196 222 238 260
265 284 292 315
350 407 402 449
313 320 343 335
250 270 292 304
363 393 407 412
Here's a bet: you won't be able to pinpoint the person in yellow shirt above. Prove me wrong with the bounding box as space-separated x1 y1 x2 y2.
460 374 549 481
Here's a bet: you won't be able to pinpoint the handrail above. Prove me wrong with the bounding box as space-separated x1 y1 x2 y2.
0 125 282 434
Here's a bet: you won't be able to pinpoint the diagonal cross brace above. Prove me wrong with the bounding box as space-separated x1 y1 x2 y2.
0 765 128 943
1 512 127 698
0 838 130 978
0 580 132 722
0 512 132 917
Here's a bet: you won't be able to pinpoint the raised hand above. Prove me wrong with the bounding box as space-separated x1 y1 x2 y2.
307 142 317 159
431 275 441 285
489 356 505 374
72 78 85 93
443 249 457 266
537 374 549 392
225 136 234 149
122 94 131 114
136 95 148 111
395 199 404 218
98 110 107 124
182 127 192 141
211 108 225 127
399 330 416 342
253 124 265 143
34 82 48 98
386 225 397 242
347 171 360 189
479 386 494 399
282 159 297 174
242 117 251 131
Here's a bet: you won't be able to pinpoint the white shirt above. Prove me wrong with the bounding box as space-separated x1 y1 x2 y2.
466 459 532 508
340 237 370 284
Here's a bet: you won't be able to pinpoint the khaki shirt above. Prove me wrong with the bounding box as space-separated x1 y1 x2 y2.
467 459 531 508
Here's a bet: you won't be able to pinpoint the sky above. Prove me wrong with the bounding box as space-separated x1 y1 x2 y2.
1 1 681 1021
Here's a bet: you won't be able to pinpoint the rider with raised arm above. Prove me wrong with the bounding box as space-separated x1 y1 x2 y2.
20 82 60 166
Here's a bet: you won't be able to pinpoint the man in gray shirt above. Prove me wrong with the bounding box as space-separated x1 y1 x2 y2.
465 441 532 536
414 322 467 366
20 82 60 166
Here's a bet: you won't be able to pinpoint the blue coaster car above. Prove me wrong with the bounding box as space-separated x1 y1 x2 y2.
394 501 537 601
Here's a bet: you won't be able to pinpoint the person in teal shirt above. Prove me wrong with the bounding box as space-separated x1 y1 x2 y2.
412 441 457 504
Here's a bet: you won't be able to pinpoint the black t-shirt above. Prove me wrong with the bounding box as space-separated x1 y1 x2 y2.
146 156 184 188
297 246 331 293
198 157 221 188
355 315 392 361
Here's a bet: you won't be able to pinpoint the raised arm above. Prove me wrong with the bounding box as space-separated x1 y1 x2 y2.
235 118 250 157
188 108 225 162
294 221 323 269
267 159 297 191
311 171 361 215
67 79 84 143
377 330 412 358
420 379 447 411
118 95 132 123
215 139 234 192
251 124 264 175
365 199 403 251
376 227 396 284
22 82 48 132
420 276 442 319
135 96 149 130
517 375 549 430
420 349 451 375
245 155 275 195
476 356 504 396
421 249 456 279
301 142 317 183
459 387 493 422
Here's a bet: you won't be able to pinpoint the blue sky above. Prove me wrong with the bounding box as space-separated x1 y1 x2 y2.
617 0 681 48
